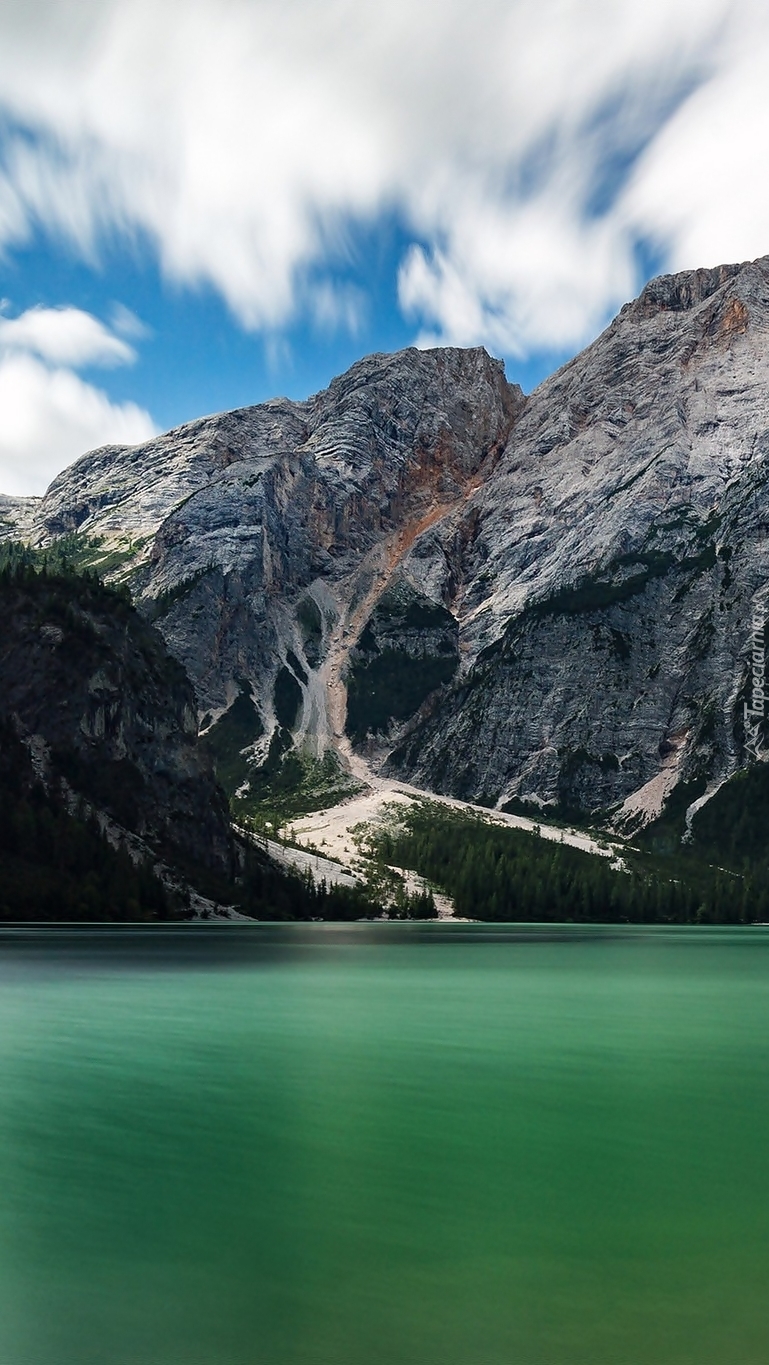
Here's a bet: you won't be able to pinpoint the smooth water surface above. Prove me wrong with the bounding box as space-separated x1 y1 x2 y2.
1 923 768 1365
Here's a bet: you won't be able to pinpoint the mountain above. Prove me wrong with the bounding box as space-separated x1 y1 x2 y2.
388 260 769 821
6 258 769 830
0 562 235 885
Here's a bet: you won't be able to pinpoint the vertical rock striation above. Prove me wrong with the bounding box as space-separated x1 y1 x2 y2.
389 257 769 812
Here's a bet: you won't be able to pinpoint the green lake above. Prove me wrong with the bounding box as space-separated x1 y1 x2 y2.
0 923 768 1364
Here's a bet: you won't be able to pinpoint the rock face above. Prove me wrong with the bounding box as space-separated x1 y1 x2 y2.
9 347 520 796
0 495 39 540
9 259 769 820
0 572 234 874
390 258 769 813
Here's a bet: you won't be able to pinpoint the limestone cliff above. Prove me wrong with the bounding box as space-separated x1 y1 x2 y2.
7 347 520 803
7 261 769 823
390 258 769 815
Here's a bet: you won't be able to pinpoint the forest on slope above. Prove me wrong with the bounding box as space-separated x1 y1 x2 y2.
366 801 769 925
3 541 769 925
0 544 435 922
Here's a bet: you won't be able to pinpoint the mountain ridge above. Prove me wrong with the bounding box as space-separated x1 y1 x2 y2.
5 260 769 829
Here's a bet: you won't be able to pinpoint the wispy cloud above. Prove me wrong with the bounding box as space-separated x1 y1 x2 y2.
0 0 766 359
109 301 151 341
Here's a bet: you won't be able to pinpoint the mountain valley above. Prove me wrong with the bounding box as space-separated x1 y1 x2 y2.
5 256 769 910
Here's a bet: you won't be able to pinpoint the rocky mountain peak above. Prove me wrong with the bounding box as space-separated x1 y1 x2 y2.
619 256 769 357
5 262 769 829
631 260 750 315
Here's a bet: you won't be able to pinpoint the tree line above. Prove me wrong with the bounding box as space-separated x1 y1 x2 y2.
368 802 767 924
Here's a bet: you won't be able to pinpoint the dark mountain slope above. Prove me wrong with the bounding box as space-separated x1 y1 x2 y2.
0 716 173 921
0 563 234 881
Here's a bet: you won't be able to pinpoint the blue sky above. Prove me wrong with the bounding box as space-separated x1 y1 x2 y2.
2 218 467 425
3 215 574 427
1 0 768 496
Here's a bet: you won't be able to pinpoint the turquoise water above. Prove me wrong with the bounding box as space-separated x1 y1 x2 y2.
1 923 769 1364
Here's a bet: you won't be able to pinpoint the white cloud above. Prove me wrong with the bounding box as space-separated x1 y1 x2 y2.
0 304 156 495
620 12 769 270
0 0 767 358
0 304 135 366
0 352 156 496
398 198 636 356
